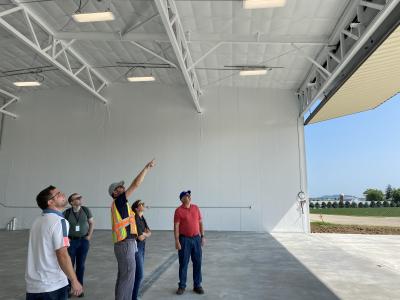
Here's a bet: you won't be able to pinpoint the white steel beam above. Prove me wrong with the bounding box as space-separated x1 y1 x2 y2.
129 41 178 68
121 13 159 37
328 51 341 64
315 68 329 81
13 0 109 88
154 0 202 113
22 9 39 47
1 1 109 104
341 29 359 41
53 39 75 59
54 30 328 46
74 65 86 76
187 33 328 46
291 43 332 77
0 89 19 119
188 42 223 71
56 31 167 42
0 6 22 17
96 82 107 93
360 0 385 10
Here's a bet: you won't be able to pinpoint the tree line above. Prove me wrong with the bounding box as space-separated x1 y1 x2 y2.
310 200 400 209
310 185 400 209
363 185 400 202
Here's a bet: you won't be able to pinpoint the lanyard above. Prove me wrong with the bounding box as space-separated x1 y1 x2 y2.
72 209 82 223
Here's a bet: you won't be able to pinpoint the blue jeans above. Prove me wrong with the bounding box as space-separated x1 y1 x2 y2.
132 241 145 300
26 285 68 300
68 238 90 286
178 235 202 289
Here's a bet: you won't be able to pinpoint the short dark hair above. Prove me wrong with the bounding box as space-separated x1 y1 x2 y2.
36 185 56 210
131 199 143 212
68 193 78 204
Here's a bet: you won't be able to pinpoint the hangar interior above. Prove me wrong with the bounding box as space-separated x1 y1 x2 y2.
0 0 399 299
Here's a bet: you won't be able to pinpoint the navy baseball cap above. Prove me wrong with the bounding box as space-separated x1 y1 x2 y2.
179 190 191 200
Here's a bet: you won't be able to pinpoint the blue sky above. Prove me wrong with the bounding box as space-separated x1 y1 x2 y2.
305 93 400 197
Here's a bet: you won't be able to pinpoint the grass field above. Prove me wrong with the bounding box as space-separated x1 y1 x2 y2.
310 207 400 217
311 221 400 235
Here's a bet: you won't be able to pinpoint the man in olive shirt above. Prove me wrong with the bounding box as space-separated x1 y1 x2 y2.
63 193 94 298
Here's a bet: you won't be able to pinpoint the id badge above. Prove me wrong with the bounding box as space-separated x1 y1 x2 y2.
75 225 80 232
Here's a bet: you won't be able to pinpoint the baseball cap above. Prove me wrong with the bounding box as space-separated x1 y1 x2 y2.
108 181 124 197
179 190 191 200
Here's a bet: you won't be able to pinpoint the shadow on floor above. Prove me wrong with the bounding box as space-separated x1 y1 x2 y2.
0 230 339 300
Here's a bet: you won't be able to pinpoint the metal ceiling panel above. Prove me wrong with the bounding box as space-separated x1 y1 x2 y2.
176 0 348 88
0 0 352 93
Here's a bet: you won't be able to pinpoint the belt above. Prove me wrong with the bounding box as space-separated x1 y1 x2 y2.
179 234 200 238
69 236 87 240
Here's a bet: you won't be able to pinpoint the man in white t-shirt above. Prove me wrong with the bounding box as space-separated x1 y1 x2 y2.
25 185 83 300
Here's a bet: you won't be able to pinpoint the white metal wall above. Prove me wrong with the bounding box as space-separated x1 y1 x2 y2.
0 83 308 232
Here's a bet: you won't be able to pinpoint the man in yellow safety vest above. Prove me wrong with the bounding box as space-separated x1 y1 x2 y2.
109 159 155 300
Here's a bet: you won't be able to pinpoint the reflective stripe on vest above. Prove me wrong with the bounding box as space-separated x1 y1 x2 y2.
111 201 137 243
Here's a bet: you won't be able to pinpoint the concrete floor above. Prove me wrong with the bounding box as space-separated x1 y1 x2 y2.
1 230 400 300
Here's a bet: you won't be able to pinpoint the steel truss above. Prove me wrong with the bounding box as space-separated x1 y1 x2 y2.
154 0 202 113
0 89 18 119
297 0 399 117
0 3 109 104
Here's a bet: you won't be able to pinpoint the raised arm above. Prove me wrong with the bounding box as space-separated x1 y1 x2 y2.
125 159 155 198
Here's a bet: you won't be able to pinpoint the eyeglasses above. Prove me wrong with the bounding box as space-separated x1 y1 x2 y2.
138 202 145 206
114 186 125 193
72 196 82 201
49 191 61 200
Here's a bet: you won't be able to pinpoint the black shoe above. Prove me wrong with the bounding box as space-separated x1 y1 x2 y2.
176 287 185 295
78 292 85 298
193 286 204 294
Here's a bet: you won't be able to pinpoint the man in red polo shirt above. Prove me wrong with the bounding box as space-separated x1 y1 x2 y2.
174 190 205 295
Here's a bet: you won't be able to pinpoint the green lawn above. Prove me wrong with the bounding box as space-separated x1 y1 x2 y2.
310 207 400 217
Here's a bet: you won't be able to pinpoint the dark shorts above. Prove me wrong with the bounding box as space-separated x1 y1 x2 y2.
26 286 68 300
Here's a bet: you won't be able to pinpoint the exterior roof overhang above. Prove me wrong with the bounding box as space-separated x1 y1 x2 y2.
306 7 400 125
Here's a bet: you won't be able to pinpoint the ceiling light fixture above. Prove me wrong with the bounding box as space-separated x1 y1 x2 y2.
243 0 287 9
127 76 156 82
13 81 41 87
239 69 268 76
72 11 115 23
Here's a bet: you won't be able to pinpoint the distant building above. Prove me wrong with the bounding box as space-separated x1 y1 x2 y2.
310 194 364 203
